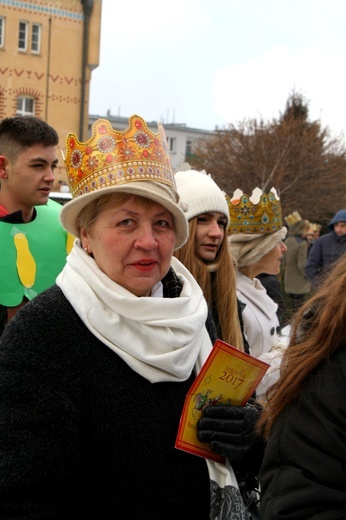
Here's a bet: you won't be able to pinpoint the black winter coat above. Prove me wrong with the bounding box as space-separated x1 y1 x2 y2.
305 231 346 286
0 286 211 520
260 342 346 519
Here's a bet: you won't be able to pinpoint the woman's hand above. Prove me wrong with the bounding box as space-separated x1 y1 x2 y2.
197 400 264 469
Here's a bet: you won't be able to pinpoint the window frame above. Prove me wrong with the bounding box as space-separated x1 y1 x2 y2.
0 16 5 49
31 22 41 53
167 137 176 153
18 20 29 51
16 96 35 116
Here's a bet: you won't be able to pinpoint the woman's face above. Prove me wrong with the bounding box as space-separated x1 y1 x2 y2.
80 197 176 296
194 212 228 263
255 241 287 275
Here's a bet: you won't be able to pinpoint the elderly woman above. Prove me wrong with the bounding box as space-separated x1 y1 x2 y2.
0 116 249 519
228 187 288 400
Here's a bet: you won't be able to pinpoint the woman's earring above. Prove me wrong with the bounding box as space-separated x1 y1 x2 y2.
84 247 88 254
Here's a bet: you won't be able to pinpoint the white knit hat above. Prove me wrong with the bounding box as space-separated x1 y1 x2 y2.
174 168 230 226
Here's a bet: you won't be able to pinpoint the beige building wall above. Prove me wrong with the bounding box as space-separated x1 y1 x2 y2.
0 0 102 188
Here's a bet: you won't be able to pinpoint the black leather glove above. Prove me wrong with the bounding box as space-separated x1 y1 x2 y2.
197 399 265 472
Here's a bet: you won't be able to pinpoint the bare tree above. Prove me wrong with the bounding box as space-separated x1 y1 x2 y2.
191 92 346 227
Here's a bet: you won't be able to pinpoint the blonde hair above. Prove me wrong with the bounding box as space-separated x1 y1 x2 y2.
174 218 245 350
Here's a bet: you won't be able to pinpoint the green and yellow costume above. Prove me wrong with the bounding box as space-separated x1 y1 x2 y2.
0 199 73 306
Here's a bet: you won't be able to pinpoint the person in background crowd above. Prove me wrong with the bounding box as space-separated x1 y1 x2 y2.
0 116 72 335
174 167 264 518
258 254 346 519
306 223 321 255
283 211 311 313
306 228 315 253
0 116 251 519
228 187 288 401
312 223 321 241
305 209 346 287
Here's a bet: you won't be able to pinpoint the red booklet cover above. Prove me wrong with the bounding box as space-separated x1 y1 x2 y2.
175 339 269 463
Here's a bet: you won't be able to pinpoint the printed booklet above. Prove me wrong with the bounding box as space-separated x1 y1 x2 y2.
175 339 269 463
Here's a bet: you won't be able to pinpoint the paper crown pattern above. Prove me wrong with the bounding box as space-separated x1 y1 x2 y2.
227 187 283 234
284 210 302 227
64 115 175 198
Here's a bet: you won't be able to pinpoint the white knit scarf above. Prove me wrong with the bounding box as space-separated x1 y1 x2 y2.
56 241 248 519
56 241 211 383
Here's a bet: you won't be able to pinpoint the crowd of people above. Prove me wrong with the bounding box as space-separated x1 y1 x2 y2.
266 208 346 320
0 113 345 519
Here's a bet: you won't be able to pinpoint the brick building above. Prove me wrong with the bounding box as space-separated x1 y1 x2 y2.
0 0 102 188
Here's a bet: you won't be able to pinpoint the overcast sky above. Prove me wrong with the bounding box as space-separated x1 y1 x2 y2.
89 0 346 139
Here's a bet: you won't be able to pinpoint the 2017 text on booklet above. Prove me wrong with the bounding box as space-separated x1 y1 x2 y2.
175 339 269 463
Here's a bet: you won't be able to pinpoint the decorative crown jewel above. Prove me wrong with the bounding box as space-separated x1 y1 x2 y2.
64 115 175 198
227 187 283 234
284 210 302 226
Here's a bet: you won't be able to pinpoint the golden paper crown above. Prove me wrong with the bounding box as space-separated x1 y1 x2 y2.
310 222 322 232
64 115 175 198
227 187 283 234
284 210 302 227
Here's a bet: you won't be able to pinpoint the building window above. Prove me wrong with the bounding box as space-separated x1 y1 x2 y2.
16 96 35 116
31 23 41 53
0 17 5 48
167 137 176 153
185 139 197 161
18 21 28 51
